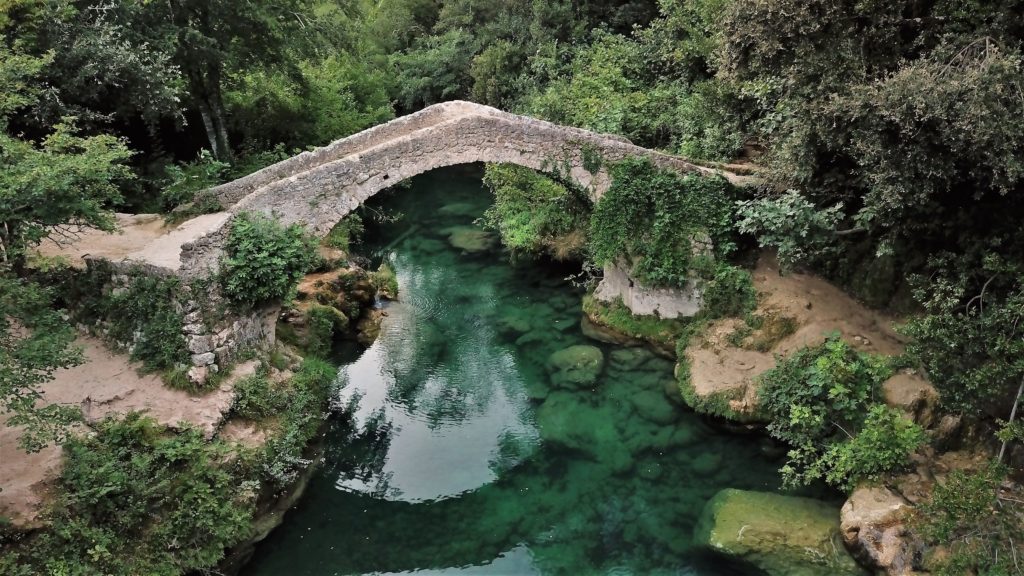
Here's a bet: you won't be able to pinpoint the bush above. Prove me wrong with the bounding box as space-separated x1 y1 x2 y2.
758 335 922 489
589 157 736 289
23 414 252 575
808 405 926 490
915 463 1024 576
233 373 287 420
324 213 365 253
305 304 349 358
369 263 398 299
698 261 757 319
78 270 190 374
220 212 318 307
261 358 337 488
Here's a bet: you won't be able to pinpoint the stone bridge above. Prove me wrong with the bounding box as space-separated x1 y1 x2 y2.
49 101 749 381
168 100 744 277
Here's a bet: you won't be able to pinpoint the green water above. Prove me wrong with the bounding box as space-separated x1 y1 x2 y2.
242 166 795 576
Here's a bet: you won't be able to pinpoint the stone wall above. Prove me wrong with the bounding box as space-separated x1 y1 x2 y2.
82 257 277 383
594 261 704 319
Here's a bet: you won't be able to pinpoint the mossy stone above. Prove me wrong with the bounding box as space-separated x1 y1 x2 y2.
546 345 605 390
694 489 865 576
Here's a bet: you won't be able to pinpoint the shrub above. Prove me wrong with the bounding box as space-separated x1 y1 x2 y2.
369 263 398 299
698 261 757 319
324 213 365 253
806 405 926 490
261 358 337 488
233 373 287 420
220 212 318 307
305 304 349 358
915 463 1024 576
589 157 736 289
86 271 189 374
758 335 922 489
25 413 252 575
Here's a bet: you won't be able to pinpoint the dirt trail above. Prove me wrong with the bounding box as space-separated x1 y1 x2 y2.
0 336 255 528
687 254 909 419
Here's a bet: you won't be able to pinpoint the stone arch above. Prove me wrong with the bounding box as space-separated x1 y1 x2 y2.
179 101 741 276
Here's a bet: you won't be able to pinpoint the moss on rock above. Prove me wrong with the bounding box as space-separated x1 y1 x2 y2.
694 489 865 576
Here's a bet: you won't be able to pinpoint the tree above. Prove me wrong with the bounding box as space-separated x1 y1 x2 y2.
0 44 133 450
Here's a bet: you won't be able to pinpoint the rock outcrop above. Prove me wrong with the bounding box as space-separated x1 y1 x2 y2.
840 486 923 575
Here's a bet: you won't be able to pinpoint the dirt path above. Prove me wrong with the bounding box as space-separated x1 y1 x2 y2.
0 336 254 528
686 254 910 419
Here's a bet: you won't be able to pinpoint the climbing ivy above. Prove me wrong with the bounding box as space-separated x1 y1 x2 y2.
589 157 736 289
482 164 591 260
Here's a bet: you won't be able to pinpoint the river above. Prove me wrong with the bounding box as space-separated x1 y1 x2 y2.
241 165 796 576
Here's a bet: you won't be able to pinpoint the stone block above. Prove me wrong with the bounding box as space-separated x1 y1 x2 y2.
188 335 214 354
191 352 215 366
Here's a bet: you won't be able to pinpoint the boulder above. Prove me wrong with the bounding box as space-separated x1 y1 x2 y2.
446 226 495 253
546 345 605 390
840 485 923 575
536 392 632 473
882 372 940 428
694 489 864 576
630 389 678 425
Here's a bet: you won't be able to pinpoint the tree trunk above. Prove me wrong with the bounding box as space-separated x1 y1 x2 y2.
999 376 1024 463
188 65 232 163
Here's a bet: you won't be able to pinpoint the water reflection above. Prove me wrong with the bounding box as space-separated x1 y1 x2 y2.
242 166 790 576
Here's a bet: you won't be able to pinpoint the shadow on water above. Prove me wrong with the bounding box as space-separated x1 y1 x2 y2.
242 165 804 576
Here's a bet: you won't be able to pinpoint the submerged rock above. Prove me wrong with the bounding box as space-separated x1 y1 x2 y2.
694 489 864 576
546 345 605 390
536 392 632 473
630 389 678 425
446 226 496 253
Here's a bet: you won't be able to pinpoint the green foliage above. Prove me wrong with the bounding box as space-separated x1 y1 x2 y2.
735 190 844 271
392 29 476 109
915 463 1024 576
758 335 922 489
221 212 319 307
589 157 736 289
233 373 287 421
0 274 83 452
225 55 394 151
305 304 349 358
261 358 338 487
159 150 228 212
369 263 399 300
904 258 1024 413
699 261 756 319
24 413 252 575
0 121 132 263
324 213 365 253
807 405 926 490
482 164 591 260
87 271 190 375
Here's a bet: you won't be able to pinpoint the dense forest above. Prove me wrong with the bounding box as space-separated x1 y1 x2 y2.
3 0 1024 574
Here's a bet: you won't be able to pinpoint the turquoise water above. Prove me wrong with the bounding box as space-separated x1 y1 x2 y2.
242 166 793 576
